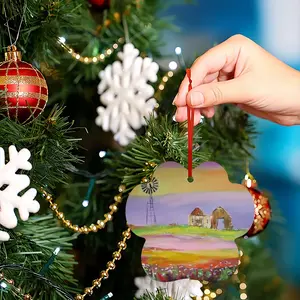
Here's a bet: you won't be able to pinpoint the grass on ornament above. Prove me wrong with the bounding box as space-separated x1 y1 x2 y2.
132 225 245 241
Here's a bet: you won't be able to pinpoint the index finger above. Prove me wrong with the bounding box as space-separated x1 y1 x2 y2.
174 36 241 107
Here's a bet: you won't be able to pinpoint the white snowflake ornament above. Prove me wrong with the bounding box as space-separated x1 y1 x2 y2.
0 145 40 241
96 43 159 146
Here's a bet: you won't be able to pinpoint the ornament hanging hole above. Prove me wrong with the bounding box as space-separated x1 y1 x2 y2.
187 176 194 183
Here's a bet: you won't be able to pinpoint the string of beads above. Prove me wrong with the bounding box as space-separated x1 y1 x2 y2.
74 228 131 300
41 184 126 234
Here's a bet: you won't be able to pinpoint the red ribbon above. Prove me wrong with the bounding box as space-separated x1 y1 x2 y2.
186 69 194 182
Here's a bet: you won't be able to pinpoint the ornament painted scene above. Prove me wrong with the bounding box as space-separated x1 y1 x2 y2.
126 162 254 282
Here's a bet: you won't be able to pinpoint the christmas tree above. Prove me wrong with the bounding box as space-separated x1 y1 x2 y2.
0 0 287 299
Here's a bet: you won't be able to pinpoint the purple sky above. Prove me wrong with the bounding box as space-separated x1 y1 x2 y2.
126 191 254 230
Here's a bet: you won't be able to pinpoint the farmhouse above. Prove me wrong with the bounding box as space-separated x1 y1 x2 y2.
188 206 233 230
188 207 211 228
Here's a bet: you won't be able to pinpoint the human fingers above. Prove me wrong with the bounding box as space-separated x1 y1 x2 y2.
174 35 243 107
172 73 218 107
236 104 271 121
186 77 249 108
201 107 215 118
174 107 202 125
237 104 296 126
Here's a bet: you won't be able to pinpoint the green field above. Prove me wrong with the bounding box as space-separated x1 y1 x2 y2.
132 225 245 241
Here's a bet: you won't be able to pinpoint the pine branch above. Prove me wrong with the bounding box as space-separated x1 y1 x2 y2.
107 115 210 190
103 108 256 192
0 215 79 300
135 289 176 300
0 0 88 65
0 107 82 191
44 0 179 92
201 105 257 180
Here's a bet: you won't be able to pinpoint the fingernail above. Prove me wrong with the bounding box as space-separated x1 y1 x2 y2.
172 94 178 105
172 114 177 122
190 92 204 107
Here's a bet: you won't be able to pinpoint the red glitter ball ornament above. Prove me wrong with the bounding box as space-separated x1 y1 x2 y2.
88 0 110 10
243 174 271 237
0 45 48 123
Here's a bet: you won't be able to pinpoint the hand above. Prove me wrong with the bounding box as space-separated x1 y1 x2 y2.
173 34 300 126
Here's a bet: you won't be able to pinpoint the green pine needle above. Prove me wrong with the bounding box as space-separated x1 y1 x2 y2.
0 0 88 66
104 108 255 192
0 215 79 300
106 115 210 190
134 289 176 300
0 106 82 191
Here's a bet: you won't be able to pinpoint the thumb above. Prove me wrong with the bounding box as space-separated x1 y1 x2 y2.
187 78 248 108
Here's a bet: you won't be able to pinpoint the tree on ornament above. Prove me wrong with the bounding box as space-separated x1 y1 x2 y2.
0 46 48 123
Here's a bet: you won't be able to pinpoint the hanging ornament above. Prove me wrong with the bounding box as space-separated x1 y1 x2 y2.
0 145 40 241
96 43 159 146
88 0 110 10
126 161 254 283
0 45 48 123
243 173 271 237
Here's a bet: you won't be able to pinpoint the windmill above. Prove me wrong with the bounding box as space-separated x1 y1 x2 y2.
141 177 159 225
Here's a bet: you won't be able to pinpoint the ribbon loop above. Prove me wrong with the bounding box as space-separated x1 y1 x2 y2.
186 69 194 182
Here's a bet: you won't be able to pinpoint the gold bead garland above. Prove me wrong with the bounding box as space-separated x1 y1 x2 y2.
41 184 126 234
58 37 125 65
141 161 158 178
74 228 131 300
